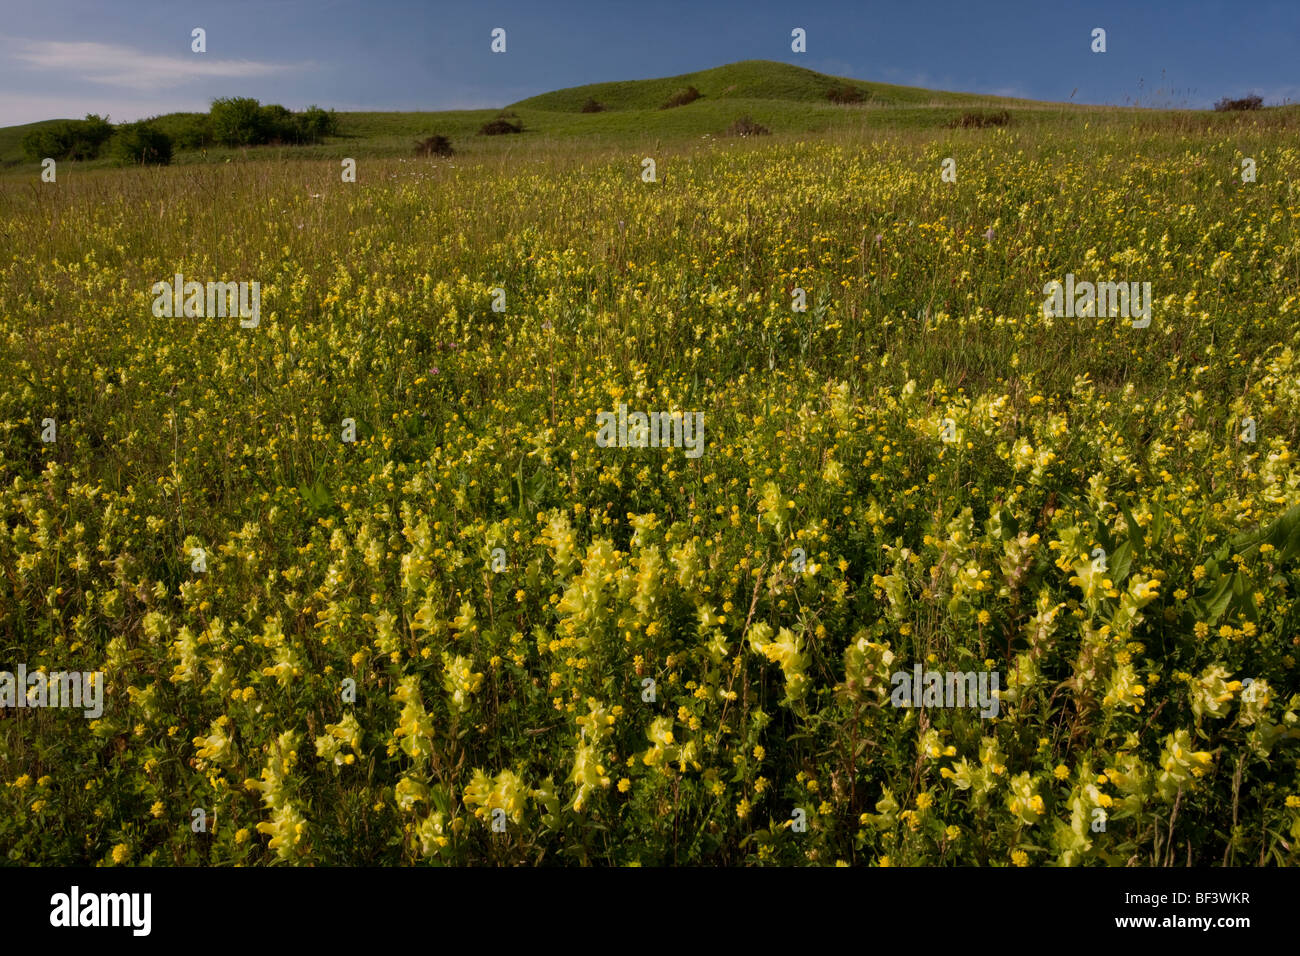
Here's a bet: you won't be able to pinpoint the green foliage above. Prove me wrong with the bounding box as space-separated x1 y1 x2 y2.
207 98 339 148
20 114 114 161
171 114 214 150
110 121 173 165
660 85 702 110
478 118 523 135
415 134 453 156
826 84 865 104
296 106 339 143
725 115 770 136
209 97 265 147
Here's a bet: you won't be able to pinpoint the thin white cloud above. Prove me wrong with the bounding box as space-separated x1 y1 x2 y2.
0 91 213 126
10 38 299 90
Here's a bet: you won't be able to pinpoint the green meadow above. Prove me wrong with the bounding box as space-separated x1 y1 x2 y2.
1 60 1299 866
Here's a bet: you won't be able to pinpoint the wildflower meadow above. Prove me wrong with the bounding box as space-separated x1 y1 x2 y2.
2 58 1299 869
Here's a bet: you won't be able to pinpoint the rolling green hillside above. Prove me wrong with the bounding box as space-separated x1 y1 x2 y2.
1 59 1295 172
508 58 1030 112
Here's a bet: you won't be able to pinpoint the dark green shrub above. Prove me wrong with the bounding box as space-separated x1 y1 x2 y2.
296 106 339 143
725 115 770 137
415 134 453 156
111 122 173 165
209 97 265 146
258 104 297 144
947 110 1011 128
660 85 701 109
826 84 865 104
172 114 214 150
478 118 523 135
21 114 114 161
1214 94 1263 111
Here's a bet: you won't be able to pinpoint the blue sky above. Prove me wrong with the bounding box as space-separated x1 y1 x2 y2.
0 0 1295 126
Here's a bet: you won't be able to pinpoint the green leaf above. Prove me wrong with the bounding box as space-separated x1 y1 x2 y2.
1200 574 1234 625
1109 540 1133 586
1149 502 1165 545
1119 501 1145 555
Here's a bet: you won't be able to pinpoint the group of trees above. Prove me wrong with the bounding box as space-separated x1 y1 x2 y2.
195 98 340 148
21 99 339 166
20 115 115 161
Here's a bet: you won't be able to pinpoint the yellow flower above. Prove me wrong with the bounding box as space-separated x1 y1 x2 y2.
111 843 130 864
1011 849 1029 867
617 777 631 793
1053 764 1070 781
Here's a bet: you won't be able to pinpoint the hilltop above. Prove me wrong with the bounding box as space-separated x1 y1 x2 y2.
507 59 1032 112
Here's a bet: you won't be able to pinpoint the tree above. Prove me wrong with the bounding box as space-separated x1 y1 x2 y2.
209 97 264 146
257 103 297 143
296 106 339 144
172 114 214 150
111 122 173 165
21 114 114 162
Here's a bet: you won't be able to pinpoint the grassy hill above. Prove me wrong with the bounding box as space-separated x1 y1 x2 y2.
2 59 1296 172
509 59 1029 112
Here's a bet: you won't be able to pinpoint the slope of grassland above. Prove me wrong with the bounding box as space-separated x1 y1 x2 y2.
7 59 1300 174
0 60 1056 170
508 59 1030 112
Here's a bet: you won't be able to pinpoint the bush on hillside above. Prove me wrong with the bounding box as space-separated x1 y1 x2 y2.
415 134 454 156
947 109 1011 128
21 114 114 161
258 103 298 144
1214 94 1263 111
479 118 523 135
208 98 339 147
209 97 265 147
111 122 173 165
297 106 339 143
580 98 606 113
660 85 701 109
826 84 865 104
172 114 215 150
725 115 770 137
